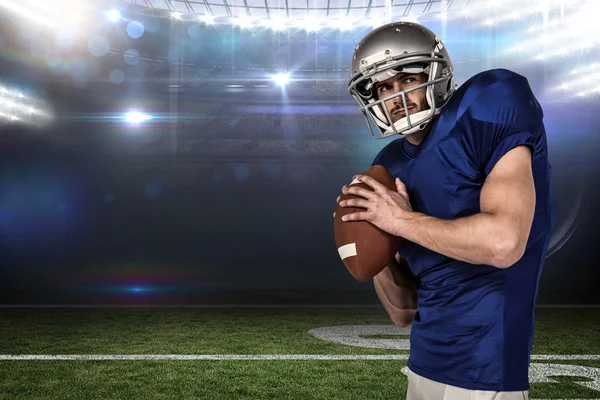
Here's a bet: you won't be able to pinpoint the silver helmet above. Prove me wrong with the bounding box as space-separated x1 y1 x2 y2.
348 21 456 138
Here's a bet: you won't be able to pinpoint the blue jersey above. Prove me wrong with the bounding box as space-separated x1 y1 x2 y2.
371 69 557 391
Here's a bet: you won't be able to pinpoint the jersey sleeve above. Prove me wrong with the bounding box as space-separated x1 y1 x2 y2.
461 70 542 176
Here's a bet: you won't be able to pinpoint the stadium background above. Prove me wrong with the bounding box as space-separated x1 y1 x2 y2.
0 0 599 306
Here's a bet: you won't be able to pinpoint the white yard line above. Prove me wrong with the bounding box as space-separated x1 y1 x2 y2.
1 354 600 360
0 304 599 308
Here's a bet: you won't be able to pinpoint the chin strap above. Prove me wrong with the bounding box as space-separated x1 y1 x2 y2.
382 109 433 136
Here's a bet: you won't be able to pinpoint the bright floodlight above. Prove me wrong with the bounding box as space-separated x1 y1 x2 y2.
274 73 289 87
0 0 57 29
124 111 151 124
264 18 285 30
200 14 214 24
235 15 252 28
107 9 120 22
172 12 181 19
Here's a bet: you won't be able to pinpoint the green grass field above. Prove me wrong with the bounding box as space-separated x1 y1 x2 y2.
0 307 599 399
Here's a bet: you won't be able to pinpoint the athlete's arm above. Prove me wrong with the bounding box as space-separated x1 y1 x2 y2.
397 145 536 269
478 145 536 267
373 252 418 328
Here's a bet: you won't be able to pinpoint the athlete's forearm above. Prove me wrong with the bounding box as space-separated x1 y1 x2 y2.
373 257 418 328
397 211 521 268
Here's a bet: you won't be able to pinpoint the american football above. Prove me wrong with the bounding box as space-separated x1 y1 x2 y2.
334 165 404 281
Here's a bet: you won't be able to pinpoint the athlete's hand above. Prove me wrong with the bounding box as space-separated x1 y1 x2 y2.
338 175 414 237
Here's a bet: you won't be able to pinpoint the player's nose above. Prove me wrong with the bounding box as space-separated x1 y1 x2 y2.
392 94 405 108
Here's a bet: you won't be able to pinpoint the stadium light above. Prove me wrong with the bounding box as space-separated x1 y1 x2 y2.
263 18 286 30
0 0 57 28
234 15 252 28
328 18 352 30
274 73 289 87
107 9 120 22
124 111 152 124
200 14 214 24
298 19 320 31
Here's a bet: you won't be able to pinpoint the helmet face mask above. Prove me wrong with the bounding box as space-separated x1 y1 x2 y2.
348 22 456 139
355 69 440 139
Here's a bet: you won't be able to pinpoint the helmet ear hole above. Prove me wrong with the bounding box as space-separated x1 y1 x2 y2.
357 82 374 99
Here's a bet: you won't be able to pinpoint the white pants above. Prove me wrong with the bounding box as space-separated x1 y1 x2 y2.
406 368 529 400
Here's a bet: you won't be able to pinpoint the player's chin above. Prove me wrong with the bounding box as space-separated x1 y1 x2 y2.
391 112 410 124
391 113 405 124
407 107 422 116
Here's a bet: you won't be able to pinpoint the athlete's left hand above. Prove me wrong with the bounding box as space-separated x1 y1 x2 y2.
339 175 414 237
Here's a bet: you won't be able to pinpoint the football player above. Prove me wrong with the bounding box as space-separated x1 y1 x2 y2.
336 21 557 399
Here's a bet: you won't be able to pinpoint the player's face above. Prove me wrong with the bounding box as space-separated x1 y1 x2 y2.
376 73 429 124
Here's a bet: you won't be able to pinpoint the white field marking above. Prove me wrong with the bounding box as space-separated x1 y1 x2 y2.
0 305 385 308
400 363 600 391
0 304 599 308
309 325 412 349
529 364 600 391
0 355 410 360
0 355 600 361
402 363 600 392
309 325 600 352
532 355 600 360
403 363 600 391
